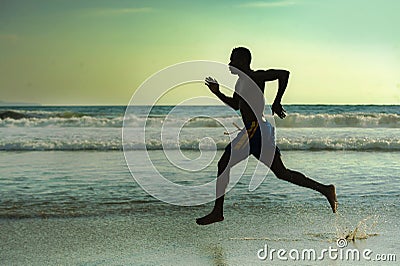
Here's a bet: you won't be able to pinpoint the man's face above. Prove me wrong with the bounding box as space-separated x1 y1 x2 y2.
228 54 245 75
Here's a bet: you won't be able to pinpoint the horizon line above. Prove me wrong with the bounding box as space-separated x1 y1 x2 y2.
1 103 399 107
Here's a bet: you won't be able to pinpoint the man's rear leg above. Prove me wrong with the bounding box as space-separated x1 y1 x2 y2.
270 152 338 213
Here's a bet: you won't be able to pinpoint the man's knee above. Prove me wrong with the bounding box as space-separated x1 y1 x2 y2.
271 161 290 180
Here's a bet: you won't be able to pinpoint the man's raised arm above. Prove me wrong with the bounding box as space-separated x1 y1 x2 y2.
261 69 290 119
205 77 239 110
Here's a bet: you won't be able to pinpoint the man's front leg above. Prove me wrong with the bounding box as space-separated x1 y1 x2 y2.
196 196 225 225
196 159 230 225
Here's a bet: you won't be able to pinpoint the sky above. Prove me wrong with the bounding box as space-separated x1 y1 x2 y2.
0 0 399 105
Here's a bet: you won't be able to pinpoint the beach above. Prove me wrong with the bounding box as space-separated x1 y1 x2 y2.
2 0 399 263
1 150 399 265
0 105 399 265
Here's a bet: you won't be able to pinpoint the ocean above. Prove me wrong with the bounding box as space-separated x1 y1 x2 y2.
0 105 399 265
1 105 399 152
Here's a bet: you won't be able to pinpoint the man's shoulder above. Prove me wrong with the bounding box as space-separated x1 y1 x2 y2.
250 69 269 80
251 69 272 75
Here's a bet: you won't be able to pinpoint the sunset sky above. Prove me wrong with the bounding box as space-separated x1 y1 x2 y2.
0 0 399 105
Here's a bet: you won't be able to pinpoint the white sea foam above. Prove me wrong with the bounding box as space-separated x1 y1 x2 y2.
1 137 399 151
1 113 400 128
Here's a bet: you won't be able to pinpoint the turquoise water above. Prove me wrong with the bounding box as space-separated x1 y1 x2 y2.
1 150 399 218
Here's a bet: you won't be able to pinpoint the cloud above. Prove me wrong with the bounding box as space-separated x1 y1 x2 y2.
237 0 295 8
84 7 153 16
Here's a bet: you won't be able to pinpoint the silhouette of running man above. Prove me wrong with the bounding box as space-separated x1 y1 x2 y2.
196 47 337 225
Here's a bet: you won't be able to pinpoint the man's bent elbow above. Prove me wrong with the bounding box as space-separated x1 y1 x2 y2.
278 70 290 83
282 70 290 79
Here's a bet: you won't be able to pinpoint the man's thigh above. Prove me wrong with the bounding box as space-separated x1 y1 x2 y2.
222 140 251 168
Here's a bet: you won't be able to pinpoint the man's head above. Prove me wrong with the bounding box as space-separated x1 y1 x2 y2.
229 47 251 74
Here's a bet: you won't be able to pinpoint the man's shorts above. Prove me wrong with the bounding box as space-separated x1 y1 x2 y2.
225 119 279 167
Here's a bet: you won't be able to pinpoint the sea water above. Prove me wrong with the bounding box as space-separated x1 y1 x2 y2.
0 105 399 265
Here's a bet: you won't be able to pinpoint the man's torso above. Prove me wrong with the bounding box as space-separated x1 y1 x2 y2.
235 70 267 124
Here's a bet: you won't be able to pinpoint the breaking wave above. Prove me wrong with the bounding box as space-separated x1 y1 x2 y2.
1 112 400 128
1 137 399 151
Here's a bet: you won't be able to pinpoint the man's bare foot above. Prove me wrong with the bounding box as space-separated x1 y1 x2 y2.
196 212 224 225
324 184 338 213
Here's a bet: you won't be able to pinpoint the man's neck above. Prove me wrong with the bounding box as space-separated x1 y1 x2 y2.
238 68 252 77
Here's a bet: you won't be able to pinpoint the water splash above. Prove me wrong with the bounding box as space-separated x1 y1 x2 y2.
335 214 379 241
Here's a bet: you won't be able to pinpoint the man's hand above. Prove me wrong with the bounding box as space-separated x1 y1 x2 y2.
205 77 220 94
272 102 286 119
